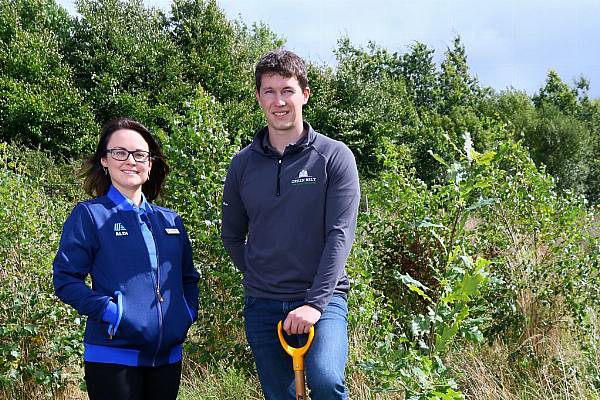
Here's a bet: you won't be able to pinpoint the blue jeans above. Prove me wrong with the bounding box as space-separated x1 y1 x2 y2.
244 294 349 400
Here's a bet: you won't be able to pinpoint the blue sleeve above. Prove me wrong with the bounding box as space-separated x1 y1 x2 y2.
305 144 360 312
52 203 112 321
177 216 200 321
221 154 249 272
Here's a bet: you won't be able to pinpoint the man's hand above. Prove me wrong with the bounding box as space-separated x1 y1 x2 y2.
283 305 321 335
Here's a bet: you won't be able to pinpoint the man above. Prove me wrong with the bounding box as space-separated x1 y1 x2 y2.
221 49 360 400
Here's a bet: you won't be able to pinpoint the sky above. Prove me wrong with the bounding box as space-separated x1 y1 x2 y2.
56 0 600 98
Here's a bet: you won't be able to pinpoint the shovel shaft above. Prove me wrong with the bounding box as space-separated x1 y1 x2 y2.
294 370 306 400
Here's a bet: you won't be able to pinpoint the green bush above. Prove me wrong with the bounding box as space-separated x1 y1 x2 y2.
67 0 190 125
0 143 85 399
0 0 97 157
158 89 252 370
357 131 599 398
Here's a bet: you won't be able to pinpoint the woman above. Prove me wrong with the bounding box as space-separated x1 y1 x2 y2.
53 117 199 399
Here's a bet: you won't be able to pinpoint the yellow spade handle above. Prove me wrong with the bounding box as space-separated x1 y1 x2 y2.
277 320 315 371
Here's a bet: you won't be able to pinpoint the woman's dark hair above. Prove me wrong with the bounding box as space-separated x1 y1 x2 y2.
255 49 308 92
81 117 169 201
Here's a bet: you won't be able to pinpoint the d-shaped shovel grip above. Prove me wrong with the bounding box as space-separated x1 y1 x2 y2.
277 321 315 400
277 320 315 371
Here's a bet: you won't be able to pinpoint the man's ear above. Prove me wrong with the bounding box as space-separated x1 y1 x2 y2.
303 86 311 104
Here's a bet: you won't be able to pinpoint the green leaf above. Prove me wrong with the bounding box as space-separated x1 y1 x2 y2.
417 220 447 229
411 315 431 337
436 322 458 351
465 197 496 211
474 150 496 166
466 326 484 343
428 150 449 168
408 284 431 301
461 272 485 298
395 272 432 301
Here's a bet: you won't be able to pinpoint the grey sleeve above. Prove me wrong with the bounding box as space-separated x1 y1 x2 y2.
305 144 360 312
221 155 248 272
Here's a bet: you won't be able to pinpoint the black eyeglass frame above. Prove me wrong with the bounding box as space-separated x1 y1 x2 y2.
105 148 154 163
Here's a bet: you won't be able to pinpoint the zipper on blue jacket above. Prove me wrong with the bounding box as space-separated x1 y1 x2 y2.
152 262 164 366
152 290 164 366
144 212 164 366
276 158 282 196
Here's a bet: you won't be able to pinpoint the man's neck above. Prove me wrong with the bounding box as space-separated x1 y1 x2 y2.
268 125 306 155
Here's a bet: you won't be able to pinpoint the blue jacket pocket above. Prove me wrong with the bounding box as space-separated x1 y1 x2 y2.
107 290 124 339
182 295 196 323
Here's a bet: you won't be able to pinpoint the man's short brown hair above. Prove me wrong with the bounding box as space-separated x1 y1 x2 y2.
255 49 308 91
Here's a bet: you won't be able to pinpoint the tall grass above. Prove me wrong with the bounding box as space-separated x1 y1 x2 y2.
449 317 600 399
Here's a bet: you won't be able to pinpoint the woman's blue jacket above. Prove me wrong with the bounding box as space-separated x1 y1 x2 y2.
53 186 200 367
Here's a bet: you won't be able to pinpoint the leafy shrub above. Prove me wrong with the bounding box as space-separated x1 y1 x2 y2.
472 141 600 354
67 0 190 126
0 143 85 399
356 129 599 398
159 88 252 369
357 135 496 398
0 0 97 156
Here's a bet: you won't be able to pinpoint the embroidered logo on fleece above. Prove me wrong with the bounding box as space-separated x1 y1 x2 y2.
114 222 128 237
290 169 317 185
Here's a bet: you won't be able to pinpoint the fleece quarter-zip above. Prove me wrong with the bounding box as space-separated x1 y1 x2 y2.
221 122 360 312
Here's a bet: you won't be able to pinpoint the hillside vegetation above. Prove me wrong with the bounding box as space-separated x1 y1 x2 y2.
1 0 599 399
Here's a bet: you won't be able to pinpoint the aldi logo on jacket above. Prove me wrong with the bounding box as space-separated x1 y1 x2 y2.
113 222 128 236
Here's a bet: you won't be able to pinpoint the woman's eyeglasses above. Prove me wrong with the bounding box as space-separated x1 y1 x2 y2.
105 148 153 163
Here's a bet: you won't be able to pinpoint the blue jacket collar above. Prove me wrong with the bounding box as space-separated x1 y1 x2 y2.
107 185 153 213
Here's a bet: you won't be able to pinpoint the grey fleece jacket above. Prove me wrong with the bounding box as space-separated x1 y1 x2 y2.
221 123 360 312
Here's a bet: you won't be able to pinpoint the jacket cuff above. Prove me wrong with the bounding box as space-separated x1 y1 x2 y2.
102 300 118 324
